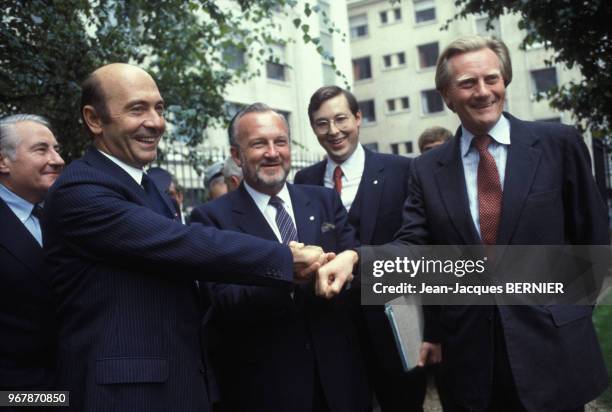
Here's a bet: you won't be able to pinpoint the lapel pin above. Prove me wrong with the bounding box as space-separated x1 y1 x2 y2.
373 180 378 185
309 216 315 221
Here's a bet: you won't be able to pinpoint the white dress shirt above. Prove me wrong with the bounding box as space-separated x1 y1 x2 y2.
98 150 144 184
324 143 365 212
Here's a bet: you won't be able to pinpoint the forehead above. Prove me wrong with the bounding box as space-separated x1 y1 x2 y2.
13 121 57 147
448 48 502 80
314 94 351 117
237 111 287 142
101 70 162 108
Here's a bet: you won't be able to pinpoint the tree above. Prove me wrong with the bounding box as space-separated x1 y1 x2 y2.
446 0 612 138
0 0 344 165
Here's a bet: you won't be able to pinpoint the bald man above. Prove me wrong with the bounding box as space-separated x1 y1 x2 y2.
43 63 332 411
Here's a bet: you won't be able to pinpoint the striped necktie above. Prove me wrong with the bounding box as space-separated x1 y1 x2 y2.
269 196 298 244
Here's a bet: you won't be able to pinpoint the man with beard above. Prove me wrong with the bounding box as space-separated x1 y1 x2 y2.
191 103 370 412
43 64 336 412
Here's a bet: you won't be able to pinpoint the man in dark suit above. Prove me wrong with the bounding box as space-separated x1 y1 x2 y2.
0 114 64 393
321 36 609 412
43 63 333 412
190 103 369 412
294 87 426 411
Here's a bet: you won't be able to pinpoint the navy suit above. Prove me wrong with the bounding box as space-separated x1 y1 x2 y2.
294 149 424 411
0 199 56 390
42 148 295 412
395 114 609 411
190 183 370 412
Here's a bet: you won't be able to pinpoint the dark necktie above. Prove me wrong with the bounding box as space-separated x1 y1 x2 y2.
269 196 298 245
473 135 502 245
333 165 343 194
141 173 169 217
31 204 44 220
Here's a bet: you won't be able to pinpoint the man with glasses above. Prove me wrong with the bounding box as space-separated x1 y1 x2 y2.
295 86 426 412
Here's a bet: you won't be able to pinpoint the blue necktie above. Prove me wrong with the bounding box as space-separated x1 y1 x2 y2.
141 173 170 217
269 196 298 245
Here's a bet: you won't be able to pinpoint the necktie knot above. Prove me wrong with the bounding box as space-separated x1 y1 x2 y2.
269 195 283 209
333 165 343 194
473 134 492 153
31 204 44 220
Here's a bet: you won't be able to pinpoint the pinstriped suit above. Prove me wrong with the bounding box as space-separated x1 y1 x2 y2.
43 147 295 411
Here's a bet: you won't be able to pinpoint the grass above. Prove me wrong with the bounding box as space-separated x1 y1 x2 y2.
594 290 612 408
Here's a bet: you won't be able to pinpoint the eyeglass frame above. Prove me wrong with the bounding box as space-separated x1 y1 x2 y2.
312 114 355 134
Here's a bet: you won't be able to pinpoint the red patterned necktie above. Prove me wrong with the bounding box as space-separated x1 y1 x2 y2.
333 165 343 194
473 135 502 245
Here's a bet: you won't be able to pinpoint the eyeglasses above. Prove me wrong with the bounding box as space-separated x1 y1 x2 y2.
313 115 351 134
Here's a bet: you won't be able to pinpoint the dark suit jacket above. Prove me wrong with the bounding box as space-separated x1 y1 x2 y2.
395 113 609 411
0 198 56 390
190 183 370 412
295 148 412 373
42 148 294 412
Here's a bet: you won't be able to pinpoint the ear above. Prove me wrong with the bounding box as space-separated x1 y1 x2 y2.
441 91 455 112
354 110 362 127
231 175 241 188
82 105 104 135
230 146 242 167
0 152 11 174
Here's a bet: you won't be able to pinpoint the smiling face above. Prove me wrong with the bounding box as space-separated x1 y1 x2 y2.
0 121 65 204
442 47 506 136
232 111 290 196
311 94 361 164
84 64 165 169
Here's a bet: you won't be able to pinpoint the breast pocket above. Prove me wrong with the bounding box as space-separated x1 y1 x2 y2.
96 357 168 384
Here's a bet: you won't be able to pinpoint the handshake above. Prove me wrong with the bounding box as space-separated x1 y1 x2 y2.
289 241 358 298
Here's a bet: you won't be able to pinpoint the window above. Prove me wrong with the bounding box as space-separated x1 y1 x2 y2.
421 89 444 114
363 142 379 152
386 96 410 113
353 57 372 80
223 45 246 70
359 100 376 123
266 44 287 81
531 68 558 94
380 8 402 25
382 52 406 69
404 141 414 153
475 16 501 39
413 0 436 23
391 143 400 155
349 14 368 39
418 42 439 68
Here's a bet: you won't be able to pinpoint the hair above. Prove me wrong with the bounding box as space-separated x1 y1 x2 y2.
435 35 513 94
80 72 111 135
307 86 360 124
0 114 52 160
222 155 243 179
417 126 453 152
228 102 290 147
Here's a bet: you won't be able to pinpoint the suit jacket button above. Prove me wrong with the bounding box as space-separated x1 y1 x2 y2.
305 342 312 351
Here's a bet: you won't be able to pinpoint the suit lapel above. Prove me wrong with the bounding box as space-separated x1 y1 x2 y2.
434 132 481 244
0 199 43 274
231 185 278 241
358 149 385 244
84 148 176 219
310 160 327 186
496 115 541 245
288 184 318 245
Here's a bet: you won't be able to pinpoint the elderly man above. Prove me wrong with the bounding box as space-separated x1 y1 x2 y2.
43 63 332 411
321 35 609 412
191 103 369 412
0 114 64 390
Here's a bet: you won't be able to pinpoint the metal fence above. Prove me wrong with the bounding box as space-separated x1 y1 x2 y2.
149 148 323 214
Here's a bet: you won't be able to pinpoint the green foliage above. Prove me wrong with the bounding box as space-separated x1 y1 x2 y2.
1 0 344 164
447 0 612 138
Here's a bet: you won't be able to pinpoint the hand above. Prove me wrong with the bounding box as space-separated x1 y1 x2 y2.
315 250 358 298
290 242 335 282
417 341 442 367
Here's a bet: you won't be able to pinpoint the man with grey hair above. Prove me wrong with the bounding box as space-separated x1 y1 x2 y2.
222 155 243 192
392 35 608 411
0 114 64 390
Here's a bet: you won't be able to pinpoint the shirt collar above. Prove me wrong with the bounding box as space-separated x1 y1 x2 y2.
243 181 292 214
0 182 36 223
325 143 365 180
460 115 511 157
97 149 144 184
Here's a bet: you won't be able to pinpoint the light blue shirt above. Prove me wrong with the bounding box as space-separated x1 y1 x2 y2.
460 115 511 238
0 183 42 246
